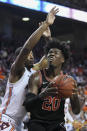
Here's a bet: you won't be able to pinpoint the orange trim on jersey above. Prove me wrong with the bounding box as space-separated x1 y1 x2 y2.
10 126 15 131
0 113 2 121
38 71 42 88
2 87 12 114
0 75 5 80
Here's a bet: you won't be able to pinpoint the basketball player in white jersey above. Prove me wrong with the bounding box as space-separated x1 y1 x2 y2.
0 7 59 131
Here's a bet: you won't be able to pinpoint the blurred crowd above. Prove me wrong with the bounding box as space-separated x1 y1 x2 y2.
0 40 87 131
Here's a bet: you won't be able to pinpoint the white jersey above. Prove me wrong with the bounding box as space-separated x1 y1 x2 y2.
0 68 35 125
64 98 74 122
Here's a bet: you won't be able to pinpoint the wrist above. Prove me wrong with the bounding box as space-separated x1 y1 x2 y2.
43 20 50 26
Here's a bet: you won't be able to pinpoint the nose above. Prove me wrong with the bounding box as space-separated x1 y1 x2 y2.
30 54 33 59
48 53 55 57
30 56 34 62
29 52 34 59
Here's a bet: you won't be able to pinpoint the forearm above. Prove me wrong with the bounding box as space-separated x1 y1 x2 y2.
70 94 80 114
23 21 49 52
14 21 49 69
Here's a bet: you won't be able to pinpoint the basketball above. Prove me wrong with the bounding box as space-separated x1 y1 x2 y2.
53 74 76 98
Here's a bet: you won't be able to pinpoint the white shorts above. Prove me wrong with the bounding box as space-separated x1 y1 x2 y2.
0 114 17 131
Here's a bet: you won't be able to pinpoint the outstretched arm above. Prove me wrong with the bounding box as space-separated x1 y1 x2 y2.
33 24 53 70
39 22 52 42
11 7 59 74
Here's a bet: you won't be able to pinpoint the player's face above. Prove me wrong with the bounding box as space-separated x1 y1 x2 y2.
47 48 64 67
25 51 34 69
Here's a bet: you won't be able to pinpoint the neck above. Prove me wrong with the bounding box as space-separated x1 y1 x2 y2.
46 64 62 79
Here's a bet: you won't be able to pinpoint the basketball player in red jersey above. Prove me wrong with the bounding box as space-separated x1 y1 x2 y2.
24 38 80 131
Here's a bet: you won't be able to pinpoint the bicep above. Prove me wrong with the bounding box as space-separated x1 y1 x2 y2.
14 48 30 72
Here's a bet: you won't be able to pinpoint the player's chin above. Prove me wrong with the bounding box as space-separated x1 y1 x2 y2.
48 59 54 64
49 60 57 66
29 61 34 65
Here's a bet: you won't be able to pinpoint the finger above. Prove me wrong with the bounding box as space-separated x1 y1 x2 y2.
54 8 59 14
48 82 56 88
39 22 43 26
48 92 59 96
55 8 59 12
72 92 76 95
54 10 59 15
50 6 56 12
73 88 78 92
39 22 41 26
47 87 58 92
51 8 59 15
47 87 58 91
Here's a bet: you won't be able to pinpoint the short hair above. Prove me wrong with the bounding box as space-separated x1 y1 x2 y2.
15 47 22 57
44 38 70 62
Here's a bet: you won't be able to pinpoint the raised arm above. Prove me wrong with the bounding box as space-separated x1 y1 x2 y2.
33 25 53 70
12 7 59 74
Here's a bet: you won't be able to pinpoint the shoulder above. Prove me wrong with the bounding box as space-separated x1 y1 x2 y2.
29 71 41 85
10 62 24 75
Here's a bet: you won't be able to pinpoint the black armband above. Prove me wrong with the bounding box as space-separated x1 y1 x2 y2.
23 93 42 112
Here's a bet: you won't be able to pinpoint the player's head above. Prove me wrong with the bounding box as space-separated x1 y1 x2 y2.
44 38 70 68
15 47 34 69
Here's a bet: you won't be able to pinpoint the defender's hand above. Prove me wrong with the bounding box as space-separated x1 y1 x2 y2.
46 6 59 26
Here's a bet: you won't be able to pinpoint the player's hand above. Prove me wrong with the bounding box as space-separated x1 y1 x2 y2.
73 121 82 129
46 6 59 25
38 56 48 69
39 82 58 98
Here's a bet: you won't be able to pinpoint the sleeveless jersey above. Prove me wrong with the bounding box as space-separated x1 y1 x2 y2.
31 70 65 123
0 68 35 125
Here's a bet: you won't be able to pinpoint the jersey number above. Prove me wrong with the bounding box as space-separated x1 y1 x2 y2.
42 96 61 111
0 121 10 130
